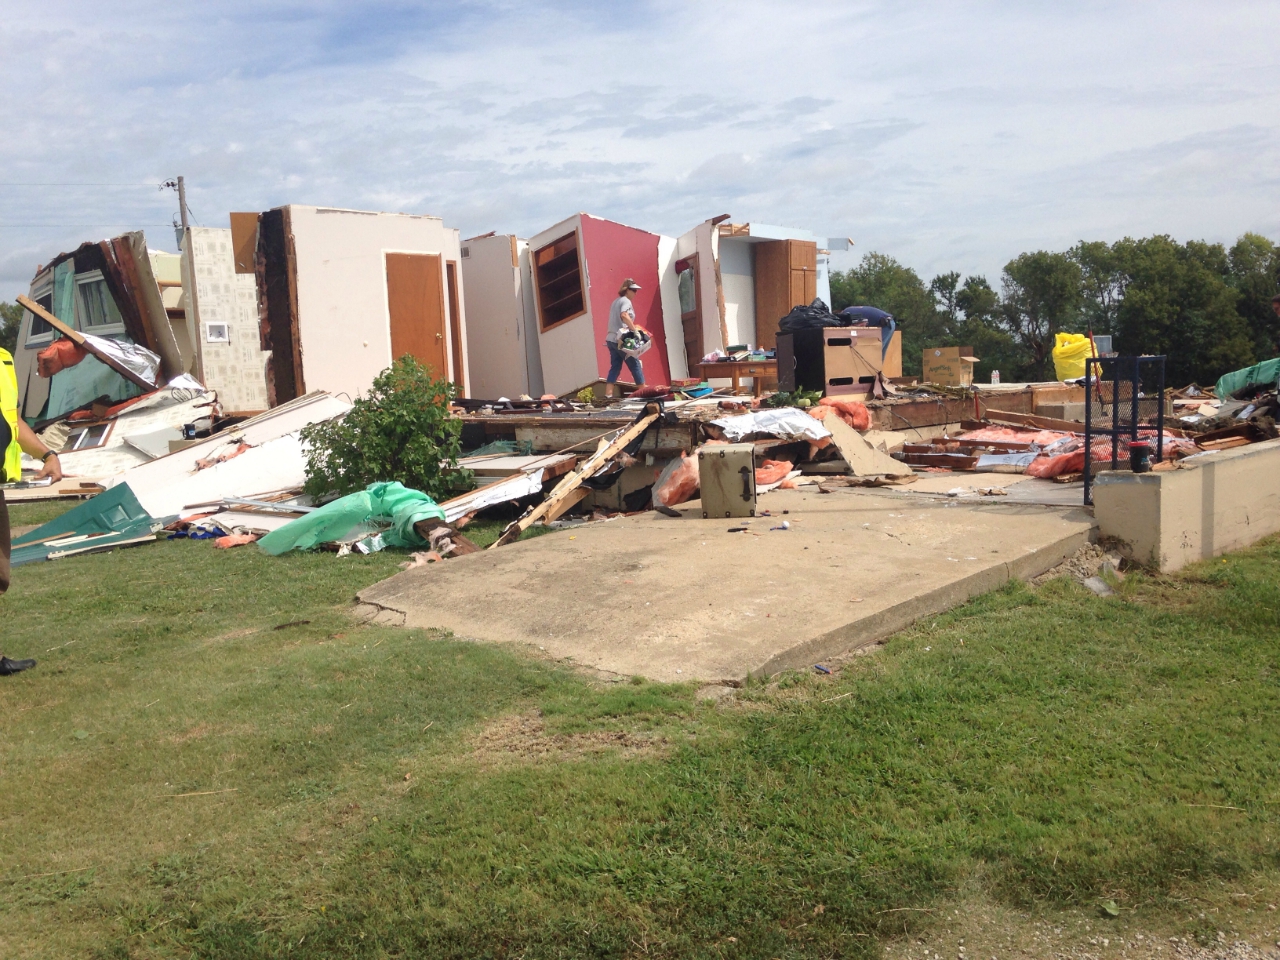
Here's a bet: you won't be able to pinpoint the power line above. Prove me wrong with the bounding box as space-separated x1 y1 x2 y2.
0 185 166 189
0 223 181 228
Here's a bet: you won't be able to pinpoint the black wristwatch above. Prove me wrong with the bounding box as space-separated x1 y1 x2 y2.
41 450 57 462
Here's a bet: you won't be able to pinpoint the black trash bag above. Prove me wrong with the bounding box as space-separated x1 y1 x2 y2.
778 298 847 332
839 305 894 327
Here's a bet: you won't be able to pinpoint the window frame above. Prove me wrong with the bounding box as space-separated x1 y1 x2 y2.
532 231 588 333
74 270 126 334
24 279 55 347
60 420 114 453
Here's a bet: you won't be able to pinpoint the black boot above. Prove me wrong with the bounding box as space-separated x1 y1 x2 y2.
0 656 37 676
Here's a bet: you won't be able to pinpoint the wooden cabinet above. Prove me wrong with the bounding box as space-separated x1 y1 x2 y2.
753 239 817 349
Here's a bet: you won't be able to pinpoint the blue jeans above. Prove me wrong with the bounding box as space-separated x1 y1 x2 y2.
605 340 645 385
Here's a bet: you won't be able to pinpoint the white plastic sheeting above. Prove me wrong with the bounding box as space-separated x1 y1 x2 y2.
711 407 832 443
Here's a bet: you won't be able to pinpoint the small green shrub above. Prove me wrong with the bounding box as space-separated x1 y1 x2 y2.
300 356 472 500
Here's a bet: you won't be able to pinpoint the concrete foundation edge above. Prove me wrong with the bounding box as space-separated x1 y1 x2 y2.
752 526 1094 679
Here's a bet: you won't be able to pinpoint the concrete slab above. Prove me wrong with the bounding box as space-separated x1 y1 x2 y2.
358 488 1096 683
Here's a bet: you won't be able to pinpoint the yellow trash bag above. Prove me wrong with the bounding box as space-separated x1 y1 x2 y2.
1052 332 1097 381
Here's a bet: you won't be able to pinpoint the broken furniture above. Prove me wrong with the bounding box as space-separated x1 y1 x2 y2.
695 359 778 397
776 328 884 397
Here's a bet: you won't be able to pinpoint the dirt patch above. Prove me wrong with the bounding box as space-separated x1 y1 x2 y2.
169 723 213 743
468 712 669 767
1032 542 1123 586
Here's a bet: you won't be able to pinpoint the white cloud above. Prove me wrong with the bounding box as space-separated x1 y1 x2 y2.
1 0 1278 298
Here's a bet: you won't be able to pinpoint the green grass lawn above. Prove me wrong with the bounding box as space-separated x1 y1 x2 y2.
2 523 1279 959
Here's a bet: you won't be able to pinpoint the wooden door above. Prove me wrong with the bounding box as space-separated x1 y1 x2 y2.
753 239 817 349
385 253 447 378
446 260 464 389
677 255 703 373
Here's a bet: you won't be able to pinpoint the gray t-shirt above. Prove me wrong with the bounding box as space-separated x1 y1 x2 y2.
606 296 636 343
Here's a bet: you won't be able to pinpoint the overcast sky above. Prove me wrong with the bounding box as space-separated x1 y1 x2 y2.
2 1 1277 300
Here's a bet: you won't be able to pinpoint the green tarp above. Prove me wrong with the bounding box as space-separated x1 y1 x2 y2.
257 481 445 556
1216 357 1280 400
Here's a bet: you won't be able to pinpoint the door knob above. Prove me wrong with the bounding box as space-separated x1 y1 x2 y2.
436 333 443 340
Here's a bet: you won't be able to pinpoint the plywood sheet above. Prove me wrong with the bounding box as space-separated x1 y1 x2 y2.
229 213 260 274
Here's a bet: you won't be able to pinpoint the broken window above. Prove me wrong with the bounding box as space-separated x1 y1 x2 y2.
26 287 55 344
75 271 124 332
678 264 697 315
61 422 112 452
533 232 585 331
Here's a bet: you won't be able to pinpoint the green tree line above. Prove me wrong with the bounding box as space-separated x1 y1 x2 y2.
0 301 22 354
829 232 1280 385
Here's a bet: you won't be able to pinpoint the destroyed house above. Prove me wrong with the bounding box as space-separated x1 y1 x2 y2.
525 213 680 397
13 232 189 424
237 205 470 406
674 218 843 358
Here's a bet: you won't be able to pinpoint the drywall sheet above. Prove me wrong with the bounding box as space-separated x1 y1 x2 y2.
461 235 531 399
103 392 351 517
656 235 688 380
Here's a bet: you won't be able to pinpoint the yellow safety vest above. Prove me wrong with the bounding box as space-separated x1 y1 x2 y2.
1 347 21 482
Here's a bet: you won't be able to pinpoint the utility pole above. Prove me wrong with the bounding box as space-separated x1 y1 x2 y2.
167 174 205 383
177 176 190 232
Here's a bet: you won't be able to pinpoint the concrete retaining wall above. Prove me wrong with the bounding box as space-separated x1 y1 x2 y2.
1093 438 1280 571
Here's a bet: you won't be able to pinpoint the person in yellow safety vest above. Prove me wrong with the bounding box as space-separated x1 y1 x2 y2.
2 346 63 676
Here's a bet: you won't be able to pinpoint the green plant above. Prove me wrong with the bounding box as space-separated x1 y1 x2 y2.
764 387 822 408
300 355 472 500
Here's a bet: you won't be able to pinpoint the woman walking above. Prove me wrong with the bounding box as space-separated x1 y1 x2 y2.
605 279 647 396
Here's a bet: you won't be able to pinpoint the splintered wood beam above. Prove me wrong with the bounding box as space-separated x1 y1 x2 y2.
490 409 660 548
17 294 157 392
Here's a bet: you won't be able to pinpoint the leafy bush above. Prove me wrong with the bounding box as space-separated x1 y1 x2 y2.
300 356 472 501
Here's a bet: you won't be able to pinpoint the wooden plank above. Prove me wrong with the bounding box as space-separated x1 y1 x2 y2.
898 452 979 469
985 409 1088 433
446 260 464 387
543 486 590 522
867 397 978 431
492 410 660 547
16 295 156 391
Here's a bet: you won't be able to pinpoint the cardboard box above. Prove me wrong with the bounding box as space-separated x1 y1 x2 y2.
923 346 979 387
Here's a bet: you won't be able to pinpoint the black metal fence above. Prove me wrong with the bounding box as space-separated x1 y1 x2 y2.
1083 355 1166 505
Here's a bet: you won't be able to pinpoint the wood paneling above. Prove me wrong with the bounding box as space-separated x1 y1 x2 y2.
753 239 817 349
229 213 260 274
385 253 447 378
446 260 464 388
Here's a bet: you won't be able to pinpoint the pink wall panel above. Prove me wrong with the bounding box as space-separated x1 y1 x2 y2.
579 215 672 386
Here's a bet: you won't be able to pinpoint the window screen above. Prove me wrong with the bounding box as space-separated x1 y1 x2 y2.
533 232 585 330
